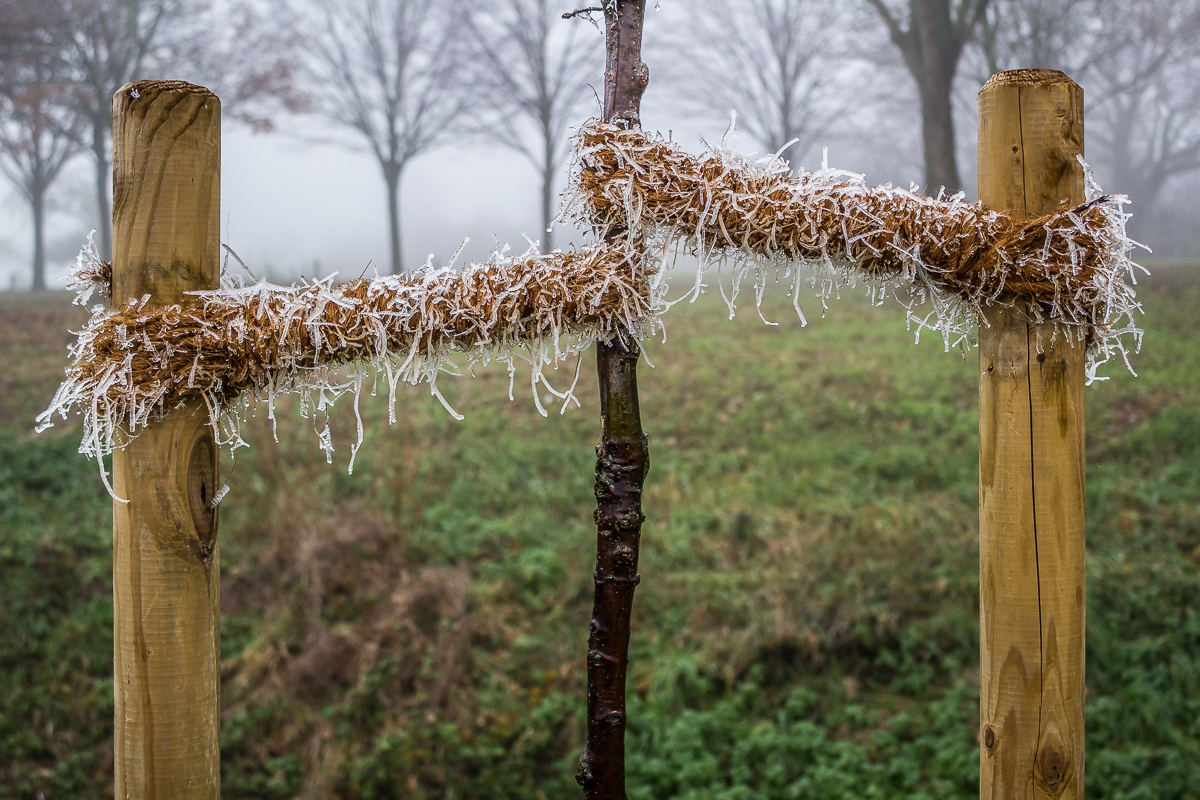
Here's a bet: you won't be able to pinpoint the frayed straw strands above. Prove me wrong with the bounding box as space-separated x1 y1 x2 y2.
39 241 657 470
42 120 1144 485
569 122 1143 376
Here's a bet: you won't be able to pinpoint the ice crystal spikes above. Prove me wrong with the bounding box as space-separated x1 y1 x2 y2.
43 120 1143 490
569 121 1144 381
38 241 660 477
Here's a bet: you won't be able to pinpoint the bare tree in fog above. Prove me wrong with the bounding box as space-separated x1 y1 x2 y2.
668 0 848 165
1087 0 1200 216
19 0 299 263
973 0 1095 77
287 0 475 273
467 0 601 248
973 0 1200 218
175 2 309 134
864 0 991 193
56 0 183 261
0 2 82 290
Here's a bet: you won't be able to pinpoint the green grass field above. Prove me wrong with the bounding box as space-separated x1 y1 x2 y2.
1 269 1197 799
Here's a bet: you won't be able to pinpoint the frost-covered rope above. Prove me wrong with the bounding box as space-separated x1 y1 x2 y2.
42 120 1145 486
567 122 1145 379
38 240 660 474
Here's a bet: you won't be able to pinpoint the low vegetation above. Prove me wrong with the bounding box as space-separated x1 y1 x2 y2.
2 270 1197 799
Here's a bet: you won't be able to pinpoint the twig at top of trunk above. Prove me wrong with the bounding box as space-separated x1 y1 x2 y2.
563 7 604 20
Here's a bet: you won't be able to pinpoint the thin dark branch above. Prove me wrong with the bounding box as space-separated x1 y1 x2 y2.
563 6 603 19
577 3 649 799
865 0 907 45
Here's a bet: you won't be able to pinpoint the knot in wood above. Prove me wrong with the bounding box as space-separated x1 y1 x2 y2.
983 725 996 751
187 539 215 562
187 432 218 553
575 758 595 789
592 508 645 531
600 710 625 727
634 62 650 94
1039 746 1067 792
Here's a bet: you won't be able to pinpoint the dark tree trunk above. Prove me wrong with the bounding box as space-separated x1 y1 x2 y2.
578 345 648 799
384 162 403 274
576 3 650 799
912 0 963 194
92 116 112 261
542 136 555 250
31 184 46 291
917 67 960 193
871 1 989 193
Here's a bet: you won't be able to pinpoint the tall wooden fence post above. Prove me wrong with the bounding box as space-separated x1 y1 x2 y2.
977 69 1087 800
111 80 222 799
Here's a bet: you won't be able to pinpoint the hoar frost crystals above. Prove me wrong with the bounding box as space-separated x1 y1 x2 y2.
569 121 1146 381
42 118 1144 501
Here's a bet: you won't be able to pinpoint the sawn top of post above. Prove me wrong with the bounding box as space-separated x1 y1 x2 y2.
981 68 1077 92
115 79 218 103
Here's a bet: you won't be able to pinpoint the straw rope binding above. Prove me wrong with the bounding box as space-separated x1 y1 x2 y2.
567 121 1144 377
41 120 1144 495
38 239 659 495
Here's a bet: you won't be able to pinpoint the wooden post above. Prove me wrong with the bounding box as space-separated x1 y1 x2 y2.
977 69 1086 800
111 80 222 800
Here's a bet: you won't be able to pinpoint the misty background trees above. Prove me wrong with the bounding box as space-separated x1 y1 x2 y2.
0 1 81 290
864 0 991 194
0 0 301 287
663 0 849 165
282 0 474 274
2 0 1200 289
465 0 601 249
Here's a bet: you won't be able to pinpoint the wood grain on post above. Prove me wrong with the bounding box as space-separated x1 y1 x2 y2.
111 80 222 800
977 69 1086 800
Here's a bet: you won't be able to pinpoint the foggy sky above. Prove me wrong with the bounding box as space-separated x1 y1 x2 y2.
6 1 1190 290
0 2 932 290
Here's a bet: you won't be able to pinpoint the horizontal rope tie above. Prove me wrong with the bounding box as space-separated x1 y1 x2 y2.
41 120 1144 483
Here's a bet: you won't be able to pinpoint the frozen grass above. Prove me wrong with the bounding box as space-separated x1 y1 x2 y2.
2 268 1197 799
